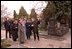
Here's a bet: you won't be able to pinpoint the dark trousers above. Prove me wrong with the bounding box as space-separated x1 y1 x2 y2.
12 31 18 41
26 32 31 40
27 35 30 39
33 30 39 40
26 29 32 40
30 30 32 36
6 30 11 39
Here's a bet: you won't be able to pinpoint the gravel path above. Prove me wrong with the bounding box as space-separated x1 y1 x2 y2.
1 29 71 48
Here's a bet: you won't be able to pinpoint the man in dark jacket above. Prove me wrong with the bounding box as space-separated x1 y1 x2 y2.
32 18 40 40
9 19 14 38
4 18 11 39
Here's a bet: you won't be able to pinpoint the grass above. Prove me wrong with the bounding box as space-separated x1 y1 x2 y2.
38 27 47 33
1 39 12 48
38 28 45 31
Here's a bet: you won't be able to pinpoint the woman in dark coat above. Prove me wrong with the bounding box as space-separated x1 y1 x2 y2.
25 19 32 39
11 19 18 41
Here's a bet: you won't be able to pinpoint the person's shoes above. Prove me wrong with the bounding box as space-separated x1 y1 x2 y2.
13 39 17 41
9 37 11 38
20 42 24 44
29 37 30 40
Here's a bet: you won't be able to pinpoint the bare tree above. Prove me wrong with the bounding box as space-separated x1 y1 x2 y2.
1 4 11 17
1 4 11 27
30 1 48 14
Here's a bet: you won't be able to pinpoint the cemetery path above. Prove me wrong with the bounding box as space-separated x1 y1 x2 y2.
1 29 71 48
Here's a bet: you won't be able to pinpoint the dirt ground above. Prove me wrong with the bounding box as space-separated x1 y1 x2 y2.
1 29 71 48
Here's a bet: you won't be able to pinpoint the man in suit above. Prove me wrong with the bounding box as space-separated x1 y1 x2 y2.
3 18 11 39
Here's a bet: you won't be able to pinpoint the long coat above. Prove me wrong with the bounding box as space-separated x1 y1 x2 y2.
18 23 25 43
11 23 18 40
25 22 32 37
32 20 40 33
4 20 10 31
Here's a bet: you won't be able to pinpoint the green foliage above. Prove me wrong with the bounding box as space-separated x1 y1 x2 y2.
44 1 71 20
19 6 28 18
1 39 11 48
53 1 71 20
30 8 37 18
53 1 71 27
13 10 18 19
42 1 71 28
13 6 28 19
42 1 56 29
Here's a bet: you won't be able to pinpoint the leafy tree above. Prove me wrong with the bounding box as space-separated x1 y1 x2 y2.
13 10 18 19
53 1 71 27
42 1 56 29
42 1 71 29
30 8 37 19
19 6 28 18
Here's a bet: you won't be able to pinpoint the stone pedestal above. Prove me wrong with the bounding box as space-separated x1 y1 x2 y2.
48 18 57 36
47 18 69 36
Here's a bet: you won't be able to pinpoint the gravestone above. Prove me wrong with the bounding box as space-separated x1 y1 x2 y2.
56 17 69 36
56 24 69 36
47 18 57 35
47 18 69 36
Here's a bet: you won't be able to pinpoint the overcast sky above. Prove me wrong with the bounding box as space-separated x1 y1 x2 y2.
1 1 47 17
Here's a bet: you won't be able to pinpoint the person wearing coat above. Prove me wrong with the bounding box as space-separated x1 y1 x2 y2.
11 19 18 41
22 18 27 40
9 19 14 38
3 18 11 39
31 18 40 40
18 18 25 44
25 19 32 40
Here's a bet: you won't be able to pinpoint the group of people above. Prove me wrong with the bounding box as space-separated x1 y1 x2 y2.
3 17 40 44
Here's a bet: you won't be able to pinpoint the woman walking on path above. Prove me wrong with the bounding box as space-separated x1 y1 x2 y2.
22 17 27 40
18 18 25 44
